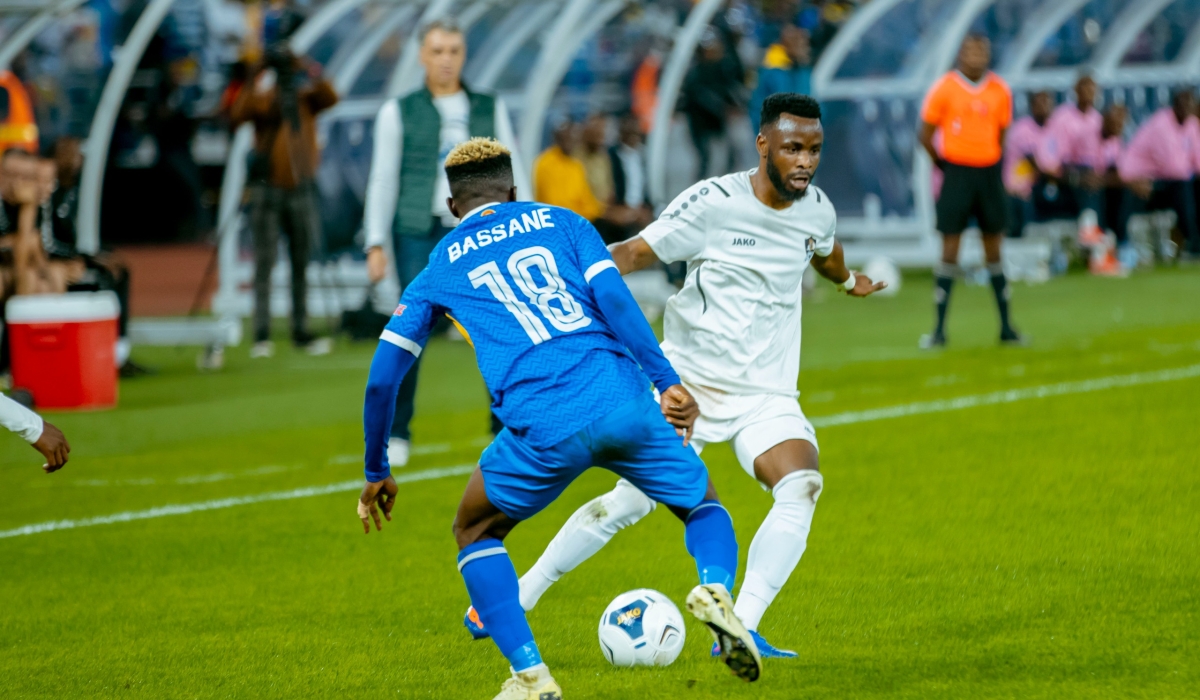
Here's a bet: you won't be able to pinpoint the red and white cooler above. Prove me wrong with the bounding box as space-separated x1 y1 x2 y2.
5 292 120 410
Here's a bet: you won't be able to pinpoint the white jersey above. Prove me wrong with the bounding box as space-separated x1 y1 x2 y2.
640 170 837 397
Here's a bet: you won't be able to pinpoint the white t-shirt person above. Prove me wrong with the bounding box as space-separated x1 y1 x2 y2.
362 92 531 248
642 169 837 399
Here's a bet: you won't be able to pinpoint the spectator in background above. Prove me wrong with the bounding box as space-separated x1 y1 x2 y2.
231 42 338 359
750 23 812 134
573 112 653 243
575 114 615 205
1003 90 1052 237
1096 104 1128 249
682 27 742 179
42 139 143 376
534 119 604 221
154 59 207 240
1116 89 1200 262
630 42 663 134
1035 74 1104 242
804 0 856 61
605 113 655 243
361 19 527 466
0 149 77 297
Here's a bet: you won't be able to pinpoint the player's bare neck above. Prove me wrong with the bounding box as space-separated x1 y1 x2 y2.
750 169 796 210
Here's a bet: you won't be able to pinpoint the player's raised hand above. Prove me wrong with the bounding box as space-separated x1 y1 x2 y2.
33 420 70 473
660 384 700 447
847 273 887 298
358 475 398 533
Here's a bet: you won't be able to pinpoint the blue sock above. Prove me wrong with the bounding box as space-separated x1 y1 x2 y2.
458 540 543 671
684 500 738 591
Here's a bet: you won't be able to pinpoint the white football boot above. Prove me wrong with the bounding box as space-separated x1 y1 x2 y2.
686 583 762 682
492 664 562 700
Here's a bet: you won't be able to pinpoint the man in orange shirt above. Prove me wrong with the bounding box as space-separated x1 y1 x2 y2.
918 35 1022 348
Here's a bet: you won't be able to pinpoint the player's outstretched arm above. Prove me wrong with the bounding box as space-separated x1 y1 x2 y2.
607 235 662 275
359 340 415 533
811 240 887 297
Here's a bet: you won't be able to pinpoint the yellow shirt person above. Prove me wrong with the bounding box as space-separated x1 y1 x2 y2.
532 145 605 222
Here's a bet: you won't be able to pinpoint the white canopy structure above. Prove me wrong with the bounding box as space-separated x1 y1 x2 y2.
1 0 1197 348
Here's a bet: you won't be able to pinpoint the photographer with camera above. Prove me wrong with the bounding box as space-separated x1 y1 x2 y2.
231 42 338 358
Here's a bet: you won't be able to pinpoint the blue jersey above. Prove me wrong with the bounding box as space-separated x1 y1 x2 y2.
382 201 650 448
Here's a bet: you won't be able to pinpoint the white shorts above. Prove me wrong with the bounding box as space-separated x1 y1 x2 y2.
684 382 818 478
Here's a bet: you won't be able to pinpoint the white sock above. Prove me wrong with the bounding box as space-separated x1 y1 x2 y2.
734 469 823 631
518 479 654 611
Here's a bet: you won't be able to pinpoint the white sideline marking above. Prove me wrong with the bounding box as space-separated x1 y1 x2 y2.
810 363 1200 428
0 465 476 540
3 364 1198 541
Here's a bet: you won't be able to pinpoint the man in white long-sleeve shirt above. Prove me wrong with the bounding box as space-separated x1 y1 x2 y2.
361 18 529 467
1 394 70 471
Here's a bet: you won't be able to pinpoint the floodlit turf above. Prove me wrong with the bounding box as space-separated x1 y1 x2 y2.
1 267 1198 699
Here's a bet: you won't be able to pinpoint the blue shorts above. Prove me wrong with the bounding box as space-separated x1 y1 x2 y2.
479 392 710 521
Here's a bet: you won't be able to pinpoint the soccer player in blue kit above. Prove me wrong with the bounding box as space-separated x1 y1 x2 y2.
356 138 761 699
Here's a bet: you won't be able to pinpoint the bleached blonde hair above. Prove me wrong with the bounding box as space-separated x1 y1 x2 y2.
445 137 511 169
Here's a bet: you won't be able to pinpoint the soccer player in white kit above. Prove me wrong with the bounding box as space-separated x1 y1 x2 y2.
464 93 886 657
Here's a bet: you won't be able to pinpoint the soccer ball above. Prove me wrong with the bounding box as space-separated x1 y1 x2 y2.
863 256 902 297
597 589 686 667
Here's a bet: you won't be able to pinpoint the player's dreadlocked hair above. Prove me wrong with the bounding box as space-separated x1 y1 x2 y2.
760 93 822 129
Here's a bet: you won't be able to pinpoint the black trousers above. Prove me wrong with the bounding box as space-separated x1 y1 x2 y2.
249 184 319 343
1111 181 1199 252
66 255 130 337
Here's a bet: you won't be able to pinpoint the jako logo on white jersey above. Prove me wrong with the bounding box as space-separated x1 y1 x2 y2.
448 208 556 263
732 237 756 246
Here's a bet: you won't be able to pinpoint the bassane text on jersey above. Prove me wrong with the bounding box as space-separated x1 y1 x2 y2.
448 207 557 263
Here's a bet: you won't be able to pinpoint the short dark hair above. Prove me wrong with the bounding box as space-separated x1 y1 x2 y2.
444 137 514 198
760 93 821 129
420 18 463 42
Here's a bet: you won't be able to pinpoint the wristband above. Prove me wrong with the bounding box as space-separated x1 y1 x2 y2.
841 272 856 292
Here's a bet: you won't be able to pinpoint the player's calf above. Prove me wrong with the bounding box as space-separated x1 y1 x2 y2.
519 480 655 610
466 481 656 641
736 468 823 632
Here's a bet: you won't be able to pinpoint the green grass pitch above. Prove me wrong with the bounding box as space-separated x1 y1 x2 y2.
2 268 1198 699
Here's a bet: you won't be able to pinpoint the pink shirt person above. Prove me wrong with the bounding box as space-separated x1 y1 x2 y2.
1117 107 1200 182
1035 103 1103 176
1095 136 1123 174
1003 115 1045 198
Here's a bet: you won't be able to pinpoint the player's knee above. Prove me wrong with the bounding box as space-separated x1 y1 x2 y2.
598 481 656 533
609 485 657 528
772 469 823 505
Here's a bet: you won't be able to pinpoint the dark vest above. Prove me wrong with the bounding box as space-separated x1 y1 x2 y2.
394 87 496 238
